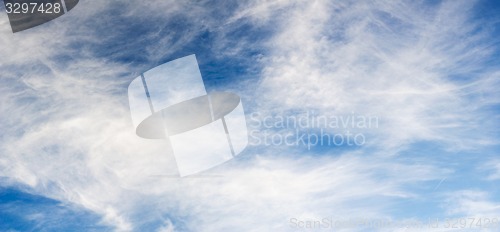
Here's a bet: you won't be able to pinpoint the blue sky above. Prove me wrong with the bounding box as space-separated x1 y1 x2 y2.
0 0 499 231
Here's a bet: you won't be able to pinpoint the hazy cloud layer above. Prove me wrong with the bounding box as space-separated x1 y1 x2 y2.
0 0 499 231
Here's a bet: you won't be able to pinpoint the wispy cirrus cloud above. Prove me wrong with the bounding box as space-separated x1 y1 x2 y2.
0 0 499 231
444 190 500 218
253 0 499 152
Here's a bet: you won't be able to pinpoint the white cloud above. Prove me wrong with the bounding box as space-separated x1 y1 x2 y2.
157 220 176 232
252 0 499 152
0 0 498 231
444 190 500 218
483 159 500 181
